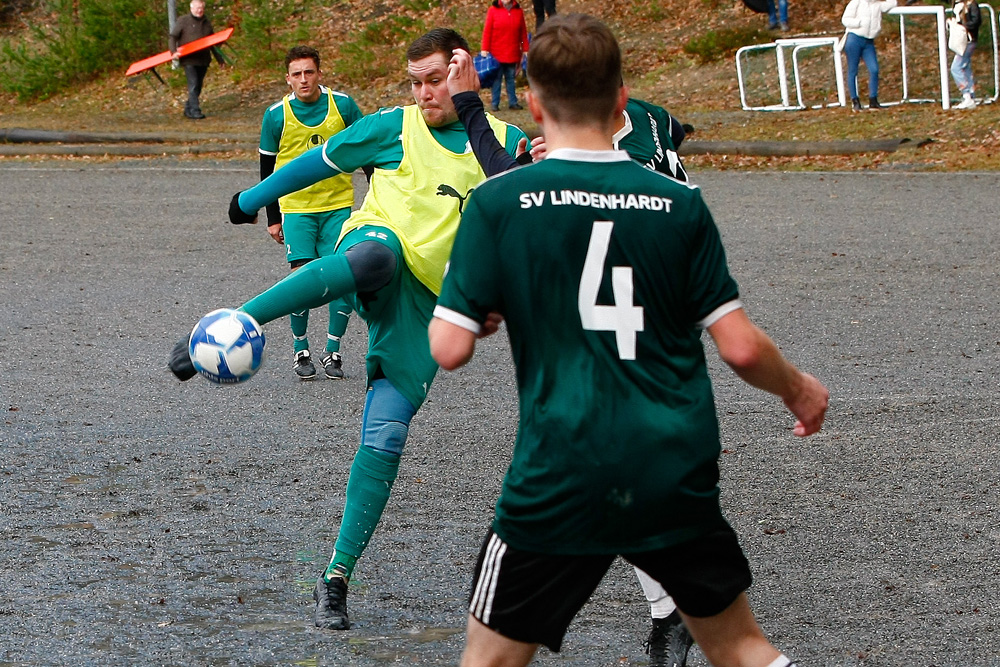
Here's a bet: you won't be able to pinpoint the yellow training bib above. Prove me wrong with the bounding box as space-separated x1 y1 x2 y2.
340 105 508 295
276 88 354 213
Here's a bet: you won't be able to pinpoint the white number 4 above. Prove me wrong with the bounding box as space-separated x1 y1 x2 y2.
578 221 644 360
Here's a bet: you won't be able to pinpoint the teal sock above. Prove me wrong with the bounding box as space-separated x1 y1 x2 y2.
324 552 357 581
240 254 355 326
326 297 352 354
331 447 401 579
290 309 309 353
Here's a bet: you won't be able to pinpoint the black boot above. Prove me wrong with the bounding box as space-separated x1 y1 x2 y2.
868 96 881 109
851 97 862 112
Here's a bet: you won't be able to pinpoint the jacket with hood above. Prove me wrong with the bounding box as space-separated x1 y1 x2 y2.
842 0 898 39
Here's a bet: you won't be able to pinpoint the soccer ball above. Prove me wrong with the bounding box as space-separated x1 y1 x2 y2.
188 308 265 384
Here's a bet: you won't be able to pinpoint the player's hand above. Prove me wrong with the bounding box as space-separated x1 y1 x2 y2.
448 48 480 96
783 372 829 437
169 337 198 381
229 192 258 225
478 312 504 339
268 222 284 244
529 136 549 161
515 137 533 165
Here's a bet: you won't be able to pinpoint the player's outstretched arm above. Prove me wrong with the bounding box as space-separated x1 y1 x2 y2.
230 145 339 224
707 308 829 436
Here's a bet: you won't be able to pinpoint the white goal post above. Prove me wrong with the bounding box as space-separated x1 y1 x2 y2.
890 3 998 110
735 3 998 111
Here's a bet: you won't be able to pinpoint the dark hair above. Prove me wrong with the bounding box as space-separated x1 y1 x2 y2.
526 14 622 123
285 45 321 71
406 28 470 61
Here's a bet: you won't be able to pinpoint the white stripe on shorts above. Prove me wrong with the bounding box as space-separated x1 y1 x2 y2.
470 532 507 624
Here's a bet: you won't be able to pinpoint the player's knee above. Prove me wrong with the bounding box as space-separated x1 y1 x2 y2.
345 241 396 293
361 419 409 457
360 379 415 456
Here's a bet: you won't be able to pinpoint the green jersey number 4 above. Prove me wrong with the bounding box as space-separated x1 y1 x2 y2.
578 221 645 360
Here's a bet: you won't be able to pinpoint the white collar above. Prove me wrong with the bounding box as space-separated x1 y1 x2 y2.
611 110 632 147
546 147 632 162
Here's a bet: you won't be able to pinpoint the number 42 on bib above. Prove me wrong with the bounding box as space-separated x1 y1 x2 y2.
578 221 644 361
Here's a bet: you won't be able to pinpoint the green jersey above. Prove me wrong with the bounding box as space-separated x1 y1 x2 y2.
435 148 741 554
615 98 688 182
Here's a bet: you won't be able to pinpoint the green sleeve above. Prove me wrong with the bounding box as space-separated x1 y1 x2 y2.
503 124 528 156
322 106 404 172
335 93 365 127
685 192 739 323
258 102 283 155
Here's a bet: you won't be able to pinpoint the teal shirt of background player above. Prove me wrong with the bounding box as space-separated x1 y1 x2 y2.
436 151 740 555
241 105 528 213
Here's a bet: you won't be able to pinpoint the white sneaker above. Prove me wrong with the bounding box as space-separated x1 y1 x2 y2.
956 95 976 110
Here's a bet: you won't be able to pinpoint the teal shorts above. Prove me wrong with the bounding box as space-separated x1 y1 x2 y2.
337 226 439 410
283 207 351 265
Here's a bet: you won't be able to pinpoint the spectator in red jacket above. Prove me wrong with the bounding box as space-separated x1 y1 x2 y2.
481 0 530 110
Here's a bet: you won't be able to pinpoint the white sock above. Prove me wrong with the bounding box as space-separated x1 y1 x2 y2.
765 656 792 667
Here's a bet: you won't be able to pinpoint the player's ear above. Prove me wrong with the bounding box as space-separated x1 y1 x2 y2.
526 90 543 124
615 85 628 116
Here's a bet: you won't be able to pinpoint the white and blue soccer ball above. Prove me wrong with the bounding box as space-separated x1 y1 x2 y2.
188 308 265 384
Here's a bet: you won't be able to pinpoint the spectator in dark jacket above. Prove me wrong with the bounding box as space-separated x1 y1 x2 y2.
169 0 225 119
481 0 530 111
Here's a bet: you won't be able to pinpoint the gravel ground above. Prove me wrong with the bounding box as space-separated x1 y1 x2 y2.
1 161 998 666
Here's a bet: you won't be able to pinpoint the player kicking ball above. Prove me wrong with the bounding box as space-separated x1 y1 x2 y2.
171 28 527 633
429 13 829 667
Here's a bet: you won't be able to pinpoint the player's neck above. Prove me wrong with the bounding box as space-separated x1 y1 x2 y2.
539 123 615 153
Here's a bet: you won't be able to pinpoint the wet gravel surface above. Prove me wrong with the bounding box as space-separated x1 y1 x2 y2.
1 161 998 666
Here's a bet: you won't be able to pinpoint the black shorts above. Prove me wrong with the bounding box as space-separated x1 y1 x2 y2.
467 526 753 652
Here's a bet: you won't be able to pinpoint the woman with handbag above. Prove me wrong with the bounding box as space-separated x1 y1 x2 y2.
950 0 982 109
841 0 898 111
481 0 530 111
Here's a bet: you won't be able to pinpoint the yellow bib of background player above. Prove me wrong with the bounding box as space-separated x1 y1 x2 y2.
276 88 354 213
341 105 508 295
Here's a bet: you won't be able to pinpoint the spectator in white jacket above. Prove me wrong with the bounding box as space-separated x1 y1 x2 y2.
841 0 898 111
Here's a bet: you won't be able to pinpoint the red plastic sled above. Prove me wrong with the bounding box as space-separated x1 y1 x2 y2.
125 27 233 77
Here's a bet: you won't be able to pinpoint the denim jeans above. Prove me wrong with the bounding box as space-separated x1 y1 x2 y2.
844 32 879 99
491 62 519 109
767 0 788 27
950 41 976 96
183 64 208 116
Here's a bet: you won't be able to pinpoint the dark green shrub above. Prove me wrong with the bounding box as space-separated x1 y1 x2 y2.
0 0 163 100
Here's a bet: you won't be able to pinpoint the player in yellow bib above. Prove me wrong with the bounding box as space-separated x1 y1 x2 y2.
170 28 527 631
255 46 364 380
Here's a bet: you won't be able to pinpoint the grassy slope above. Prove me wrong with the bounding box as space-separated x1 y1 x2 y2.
1 0 998 170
